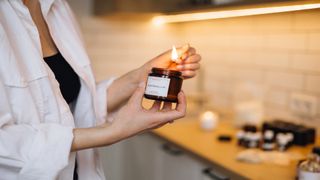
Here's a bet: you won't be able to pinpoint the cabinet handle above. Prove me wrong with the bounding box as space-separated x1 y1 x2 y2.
161 143 183 156
203 168 230 180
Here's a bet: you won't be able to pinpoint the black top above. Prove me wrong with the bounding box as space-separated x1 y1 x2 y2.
44 52 81 104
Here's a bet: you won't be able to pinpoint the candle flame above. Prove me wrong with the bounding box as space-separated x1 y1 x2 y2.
171 45 178 62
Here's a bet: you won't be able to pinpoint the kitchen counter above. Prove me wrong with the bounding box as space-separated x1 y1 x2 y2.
152 119 320 180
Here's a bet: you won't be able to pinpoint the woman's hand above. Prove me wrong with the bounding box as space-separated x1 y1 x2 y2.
143 44 201 79
107 44 201 113
109 82 186 140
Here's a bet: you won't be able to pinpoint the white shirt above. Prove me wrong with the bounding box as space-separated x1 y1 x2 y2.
0 0 114 179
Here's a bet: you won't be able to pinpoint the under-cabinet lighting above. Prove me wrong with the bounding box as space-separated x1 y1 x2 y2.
152 2 320 25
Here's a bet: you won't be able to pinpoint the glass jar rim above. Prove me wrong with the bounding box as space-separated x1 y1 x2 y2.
151 67 182 77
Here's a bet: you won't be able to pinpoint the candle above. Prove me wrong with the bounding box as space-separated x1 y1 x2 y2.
144 68 183 102
144 45 185 102
200 111 219 131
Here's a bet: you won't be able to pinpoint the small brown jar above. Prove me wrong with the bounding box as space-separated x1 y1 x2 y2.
144 67 183 102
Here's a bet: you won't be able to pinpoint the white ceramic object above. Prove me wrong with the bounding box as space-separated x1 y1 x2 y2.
200 111 219 131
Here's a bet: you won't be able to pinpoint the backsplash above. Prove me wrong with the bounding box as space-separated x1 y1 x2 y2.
77 6 320 128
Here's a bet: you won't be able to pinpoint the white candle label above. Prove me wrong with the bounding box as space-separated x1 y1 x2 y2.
145 76 170 97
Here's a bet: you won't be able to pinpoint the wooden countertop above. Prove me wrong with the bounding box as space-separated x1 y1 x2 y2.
152 119 320 180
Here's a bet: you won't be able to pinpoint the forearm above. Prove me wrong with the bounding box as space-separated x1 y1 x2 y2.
71 124 121 151
71 77 187 152
107 64 150 113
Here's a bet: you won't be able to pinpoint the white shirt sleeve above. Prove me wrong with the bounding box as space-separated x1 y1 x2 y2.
0 81 74 179
96 78 116 125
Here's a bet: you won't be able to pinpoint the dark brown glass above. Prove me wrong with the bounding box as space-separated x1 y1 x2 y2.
144 68 183 102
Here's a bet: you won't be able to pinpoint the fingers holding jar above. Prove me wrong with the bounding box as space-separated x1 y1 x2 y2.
176 47 201 79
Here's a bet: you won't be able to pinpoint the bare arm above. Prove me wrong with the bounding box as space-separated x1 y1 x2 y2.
71 124 117 151
72 45 200 151
71 85 187 151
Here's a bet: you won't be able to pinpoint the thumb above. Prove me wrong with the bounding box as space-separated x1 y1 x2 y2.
129 82 146 104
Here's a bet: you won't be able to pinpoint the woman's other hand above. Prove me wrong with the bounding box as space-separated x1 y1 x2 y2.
109 82 186 140
144 44 201 79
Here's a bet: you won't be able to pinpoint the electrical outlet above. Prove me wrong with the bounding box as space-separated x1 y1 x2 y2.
289 93 318 118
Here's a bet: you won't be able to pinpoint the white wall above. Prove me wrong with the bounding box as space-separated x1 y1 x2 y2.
68 1 320 128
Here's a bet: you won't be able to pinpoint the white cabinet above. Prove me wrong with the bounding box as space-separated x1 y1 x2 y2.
99 133 241 180
157 143 203 180
121 133 163 180
99 140 128 180
123 134 205 180
99 133 164 180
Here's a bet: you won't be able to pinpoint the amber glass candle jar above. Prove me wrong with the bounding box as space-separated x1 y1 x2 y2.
144 68 183 102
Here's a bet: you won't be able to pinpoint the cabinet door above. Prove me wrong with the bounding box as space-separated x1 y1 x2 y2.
123 135 205 180
158 143 203 180
122 133 164 180
99 133 163 180
99 141 127 180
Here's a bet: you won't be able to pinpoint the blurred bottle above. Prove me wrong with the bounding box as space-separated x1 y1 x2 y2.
298 147 320 180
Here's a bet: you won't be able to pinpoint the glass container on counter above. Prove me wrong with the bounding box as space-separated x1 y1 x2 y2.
298 147 320 180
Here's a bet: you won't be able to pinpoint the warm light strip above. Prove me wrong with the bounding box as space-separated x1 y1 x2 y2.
152 3 320 25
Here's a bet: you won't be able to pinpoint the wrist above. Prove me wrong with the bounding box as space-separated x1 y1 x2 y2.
97 122 122 145
106 120 129 143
